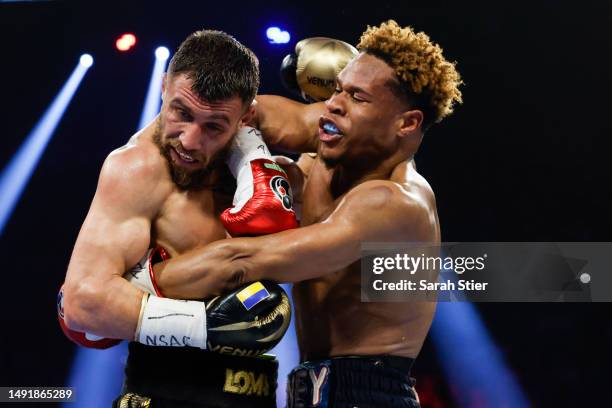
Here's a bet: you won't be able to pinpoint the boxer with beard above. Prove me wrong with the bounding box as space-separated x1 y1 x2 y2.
59 29 297 408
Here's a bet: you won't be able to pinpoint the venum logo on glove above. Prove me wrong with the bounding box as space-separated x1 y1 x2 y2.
307 76 335 88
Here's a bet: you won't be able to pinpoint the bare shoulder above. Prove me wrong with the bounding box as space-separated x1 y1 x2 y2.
391 160 437 209
97 135 171 212
344 179 427 215
337 175 438 242
105 136 164 179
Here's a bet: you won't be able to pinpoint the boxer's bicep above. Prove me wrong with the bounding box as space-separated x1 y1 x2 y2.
68 197 150 282
63 151 163 337
63 209 149 337
67 152 157 281
255 95 323 153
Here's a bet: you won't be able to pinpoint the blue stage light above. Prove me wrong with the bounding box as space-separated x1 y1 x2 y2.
155 46 170 61
63 343 129 408
0 54 92 235
268 284 299 406
266 26 290 44
79 54 93 68
431 267 529 407
138 47 171 129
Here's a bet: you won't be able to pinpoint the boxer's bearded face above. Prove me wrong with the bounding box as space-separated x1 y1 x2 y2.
153 119 232 190
318 53 408 170
154 74 245 190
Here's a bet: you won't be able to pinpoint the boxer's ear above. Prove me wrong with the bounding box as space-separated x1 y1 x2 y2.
240 100 256 126
396 109 423 138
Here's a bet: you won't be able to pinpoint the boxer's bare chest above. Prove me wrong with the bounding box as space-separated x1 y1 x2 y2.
295 159 365 357
300 160 337 226
297 159 440 359
153 188 231 256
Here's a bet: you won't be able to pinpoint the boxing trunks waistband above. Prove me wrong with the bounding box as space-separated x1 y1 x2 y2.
287 355 420 408
115 342 278 408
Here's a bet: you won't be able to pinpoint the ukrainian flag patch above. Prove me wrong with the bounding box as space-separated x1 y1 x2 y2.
237 282 270 311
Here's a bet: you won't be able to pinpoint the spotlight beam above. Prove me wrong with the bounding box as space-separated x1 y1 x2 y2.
0 55 93 235
138 47 170 129
431 302 530 407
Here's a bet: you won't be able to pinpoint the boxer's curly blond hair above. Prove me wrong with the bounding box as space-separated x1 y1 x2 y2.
358 20 463 128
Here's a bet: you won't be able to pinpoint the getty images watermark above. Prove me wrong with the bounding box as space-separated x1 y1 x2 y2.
361 243 612 302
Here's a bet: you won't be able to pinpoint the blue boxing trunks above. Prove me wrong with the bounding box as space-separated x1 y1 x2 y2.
286 355 419 408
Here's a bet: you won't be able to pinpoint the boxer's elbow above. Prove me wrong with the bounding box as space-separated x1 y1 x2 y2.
62 278 106 332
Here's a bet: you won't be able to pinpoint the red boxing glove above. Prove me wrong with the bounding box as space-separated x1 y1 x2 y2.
222 126 298 236
221 158 298 236
56 285 121 349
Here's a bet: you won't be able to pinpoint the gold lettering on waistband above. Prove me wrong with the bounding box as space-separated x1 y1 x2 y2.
223 368 270 397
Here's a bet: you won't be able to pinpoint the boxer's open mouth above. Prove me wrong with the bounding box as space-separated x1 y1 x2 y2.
319 117 344 143
323 122 341 134
171 147 198 164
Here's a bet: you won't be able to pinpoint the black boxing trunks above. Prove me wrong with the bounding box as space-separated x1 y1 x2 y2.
113 342 278 408
286 355 420 408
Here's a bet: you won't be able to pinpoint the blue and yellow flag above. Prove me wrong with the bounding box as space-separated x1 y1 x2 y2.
236 282 270 310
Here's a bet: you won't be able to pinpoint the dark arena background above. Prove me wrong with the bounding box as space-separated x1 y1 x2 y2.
0 0 609 407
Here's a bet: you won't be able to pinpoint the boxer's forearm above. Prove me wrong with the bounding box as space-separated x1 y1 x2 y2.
153 242 249 300
155 222 361 299
156 182 420 298
254 95 323 153
243 223 362 283
63 274 142 340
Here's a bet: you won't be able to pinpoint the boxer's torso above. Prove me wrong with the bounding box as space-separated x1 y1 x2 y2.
294 155 439 361
153 186 229 256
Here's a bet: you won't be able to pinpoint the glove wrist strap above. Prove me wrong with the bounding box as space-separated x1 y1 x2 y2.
227 126 272 178
137 296 207 349
134 292 150 341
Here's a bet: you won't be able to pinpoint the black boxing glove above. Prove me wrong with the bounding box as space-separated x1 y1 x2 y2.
206 281 291 356
280 37 358 102
280 52 302 100
136 279 291 356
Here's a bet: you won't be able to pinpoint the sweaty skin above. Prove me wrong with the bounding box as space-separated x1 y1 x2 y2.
293 157 438 360
61 74 250 340
155 53 440 360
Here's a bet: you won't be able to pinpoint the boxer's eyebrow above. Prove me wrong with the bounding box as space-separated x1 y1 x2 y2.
207 113 230 124
171 98 230 124
337 78 372 97
348 85 372 97
171 99 192 113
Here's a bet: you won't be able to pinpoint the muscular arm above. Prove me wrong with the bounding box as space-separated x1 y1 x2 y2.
252 95 324 154
62 146 167 339
156 181 435 299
